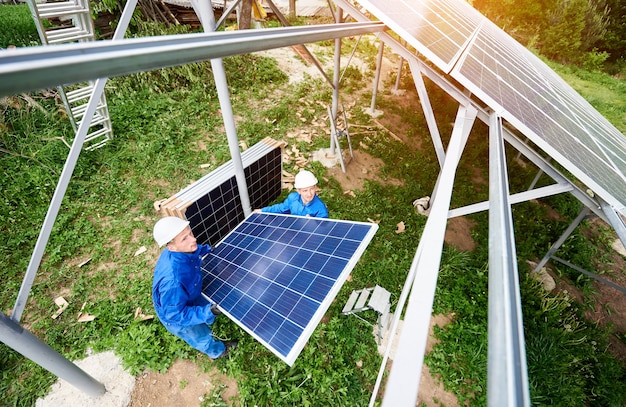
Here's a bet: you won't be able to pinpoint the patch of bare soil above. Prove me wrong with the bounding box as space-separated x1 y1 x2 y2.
535 217 626 363
418 314 460 407
445 217 477 252
326 149 403 191
128 359 237 407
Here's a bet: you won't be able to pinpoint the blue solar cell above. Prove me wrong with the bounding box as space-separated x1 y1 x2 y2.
247 276 271 299
329 222 351 237
289 250 312 268
256 311 283 342
303 252 329 271
236 273 258 292
257 239 275 254
273 287 300 317
334 239 360 258
201 213 378 365
269 319 299 355
289 296 318 327
259 284 284 308
242 302 269 329
229 296 252 320
321 257 349 279
306 276 334 302
318 236 342 255
220 289 242 311
274 265 297 287
224 268 244 286
288 270 316 293
241 252 261 269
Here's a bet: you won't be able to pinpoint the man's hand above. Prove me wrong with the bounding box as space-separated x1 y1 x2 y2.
210 304 222 316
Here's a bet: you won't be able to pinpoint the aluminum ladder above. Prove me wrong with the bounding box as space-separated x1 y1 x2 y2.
342 285 391 344
26 0 113 150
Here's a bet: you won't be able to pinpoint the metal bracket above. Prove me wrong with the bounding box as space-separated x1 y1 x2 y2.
328 104 354 172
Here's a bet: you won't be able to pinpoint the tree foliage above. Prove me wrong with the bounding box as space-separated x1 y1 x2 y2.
596 0 626 66
471 0 613 69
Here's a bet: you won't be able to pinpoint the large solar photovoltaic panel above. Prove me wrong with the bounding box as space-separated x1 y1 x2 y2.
185 144 283 245
201 213 378 365
353 0 626 215
354 0 482 72
450 8 626 213
159 137 284 246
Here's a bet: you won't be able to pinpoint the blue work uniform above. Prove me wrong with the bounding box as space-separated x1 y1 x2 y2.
152 244 225 358
261 192 329 218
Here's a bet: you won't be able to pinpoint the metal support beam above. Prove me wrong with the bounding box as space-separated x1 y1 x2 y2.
330 6 343 155
551 256 626 295
378 105 476 407
408 58 447 168
215 0 242 29
599 198 626 247
191 0 251 217
503 133 606 223
0 22 385 97
532 206 591 273
367 39 384 114
448 183 573 218
393 56 404 92
487 114 530 407
0 312 106 397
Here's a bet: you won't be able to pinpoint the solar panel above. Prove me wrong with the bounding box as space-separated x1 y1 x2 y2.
355 0 483 72
201 213 378 365
452 20 626 212
159 137 284 245
351 0 626 215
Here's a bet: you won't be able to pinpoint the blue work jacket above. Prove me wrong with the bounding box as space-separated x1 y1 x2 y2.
152 244 215 328
261 192 329 218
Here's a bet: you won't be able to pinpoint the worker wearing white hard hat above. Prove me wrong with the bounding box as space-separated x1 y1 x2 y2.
254 169 328 218
152 217 237 359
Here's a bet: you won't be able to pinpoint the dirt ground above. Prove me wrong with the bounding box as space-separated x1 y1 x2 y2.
128 359 237 407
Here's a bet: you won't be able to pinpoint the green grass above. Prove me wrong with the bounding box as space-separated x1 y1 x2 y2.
0 4 40 48
2 14 626 407
547 61 626 133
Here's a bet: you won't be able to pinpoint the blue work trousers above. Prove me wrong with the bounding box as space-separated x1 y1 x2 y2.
165 323 225 358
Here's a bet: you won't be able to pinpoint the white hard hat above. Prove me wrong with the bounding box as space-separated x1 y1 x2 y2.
294 170 318 189
153 216 190 247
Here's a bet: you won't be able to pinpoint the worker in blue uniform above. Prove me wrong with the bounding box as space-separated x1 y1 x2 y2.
255 170 329 218
152 216 237 359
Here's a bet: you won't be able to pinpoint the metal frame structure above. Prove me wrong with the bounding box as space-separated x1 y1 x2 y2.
331 1 626 406
0 3 383 397
2 1 626 405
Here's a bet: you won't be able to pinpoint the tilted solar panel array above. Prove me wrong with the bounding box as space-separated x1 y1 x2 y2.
355 0 626 215
158 137 285 246
453 21 626 211
356 0 483 71
201 213 378 365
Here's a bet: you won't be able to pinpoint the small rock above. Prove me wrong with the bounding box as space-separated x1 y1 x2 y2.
612 239 626 257
532 267 556 292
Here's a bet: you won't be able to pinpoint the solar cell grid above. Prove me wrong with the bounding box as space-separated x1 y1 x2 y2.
201 213 378 365
356 0 480 71
452 23 626 208
184 141 282 245
354 0 626 213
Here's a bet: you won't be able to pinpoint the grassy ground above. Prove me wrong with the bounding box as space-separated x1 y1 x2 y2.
2 6 626 406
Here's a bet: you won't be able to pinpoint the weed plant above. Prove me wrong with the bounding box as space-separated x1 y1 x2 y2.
2 15 626 407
